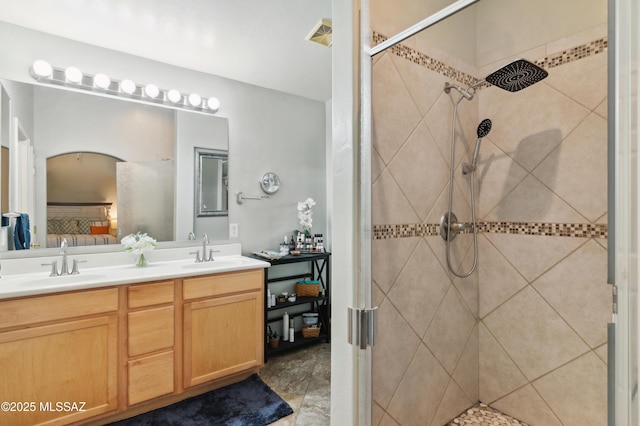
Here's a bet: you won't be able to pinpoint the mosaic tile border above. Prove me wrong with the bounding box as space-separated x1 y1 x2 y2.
372 222 607 240
372 31 607 87
372 31 480 88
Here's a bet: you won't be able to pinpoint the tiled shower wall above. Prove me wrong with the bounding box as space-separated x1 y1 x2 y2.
371 27 610 426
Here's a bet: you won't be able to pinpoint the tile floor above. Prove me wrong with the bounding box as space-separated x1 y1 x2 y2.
259 342 331 426
260 343 525 426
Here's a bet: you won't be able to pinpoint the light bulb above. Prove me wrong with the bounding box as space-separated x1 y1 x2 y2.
206 97 220 112
93 73 111 89
167 89 182 103
65 67 83 84
188 93 201 107
32 60 53 78
144 83 159 98
120 79 136 94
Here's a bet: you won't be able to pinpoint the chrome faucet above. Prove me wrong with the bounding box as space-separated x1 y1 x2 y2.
187 231 196 240
60 238 70 275
202 234 211 262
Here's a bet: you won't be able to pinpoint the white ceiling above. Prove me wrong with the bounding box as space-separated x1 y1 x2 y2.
0 0 333 102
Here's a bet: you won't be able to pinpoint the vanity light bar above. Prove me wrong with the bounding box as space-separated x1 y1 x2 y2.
28 60 220 114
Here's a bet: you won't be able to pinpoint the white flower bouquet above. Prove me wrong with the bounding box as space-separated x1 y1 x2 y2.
121 232 157 267
297 197 316 235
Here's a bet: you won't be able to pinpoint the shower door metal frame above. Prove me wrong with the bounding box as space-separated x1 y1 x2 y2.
612 0 640 425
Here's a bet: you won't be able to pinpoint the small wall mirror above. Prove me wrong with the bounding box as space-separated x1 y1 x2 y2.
195 147 228 217
260 172 281 194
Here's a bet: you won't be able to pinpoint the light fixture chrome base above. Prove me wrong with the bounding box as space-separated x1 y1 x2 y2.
29 61 220 115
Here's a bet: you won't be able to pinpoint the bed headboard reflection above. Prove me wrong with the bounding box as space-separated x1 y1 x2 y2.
47 202 112 221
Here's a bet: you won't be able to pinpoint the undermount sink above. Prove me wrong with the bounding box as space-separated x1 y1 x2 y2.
181 258 247 270
21 274 109 287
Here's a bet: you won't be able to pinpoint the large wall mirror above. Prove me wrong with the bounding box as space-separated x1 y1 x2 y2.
0 78 229 257
195 148 228 217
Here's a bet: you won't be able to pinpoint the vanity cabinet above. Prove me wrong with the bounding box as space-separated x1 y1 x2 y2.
126 280 175 406
0 266 265 425
0 288 119 426
183 269 264 388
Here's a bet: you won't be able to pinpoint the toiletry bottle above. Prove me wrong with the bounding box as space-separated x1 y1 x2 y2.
283 312 289 341
289 318 295 342
289 235 295 251
267 289 272 308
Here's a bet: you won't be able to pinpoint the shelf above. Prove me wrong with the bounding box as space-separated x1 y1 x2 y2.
252 251 330 266
267 295 326 312
266 331 328 356
260 251 330 361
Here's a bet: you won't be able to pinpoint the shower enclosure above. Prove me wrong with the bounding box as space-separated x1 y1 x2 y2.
360 0 614 425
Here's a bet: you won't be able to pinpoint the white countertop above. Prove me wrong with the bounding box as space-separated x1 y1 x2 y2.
0 243 270 300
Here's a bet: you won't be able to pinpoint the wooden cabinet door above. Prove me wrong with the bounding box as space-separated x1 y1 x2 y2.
0 315 118 425
183 291 263 388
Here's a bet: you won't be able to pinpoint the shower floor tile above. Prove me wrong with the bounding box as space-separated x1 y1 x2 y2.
448 403 528 425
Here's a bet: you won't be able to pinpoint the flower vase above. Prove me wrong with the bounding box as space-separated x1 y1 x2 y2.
136 253 148 267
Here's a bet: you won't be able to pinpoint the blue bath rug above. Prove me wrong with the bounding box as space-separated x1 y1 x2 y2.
111 374 293 426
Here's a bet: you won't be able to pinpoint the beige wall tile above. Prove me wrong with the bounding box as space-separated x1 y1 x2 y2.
372 298 422 408
387 240 451 337
473 138 528 219
388 121 449 221
372 169 421 226
479 323 528 403
387 344 451 426
424 286 477 374
425 93 478 170
545 53 607 111
478 237 528 318
595 344 608 364
532 352 607 426
372 236 421 293
452 263 479 318
484 175 586 224
595 97 608 119
533 113 608 222
390 54 451 116
430 379 473 426
484 233 584 284
373 54 422 164
453 324 480 402
491 384 563 426
533 241 610 348
479 83 590 172
546 23 607 55
483 287 589 380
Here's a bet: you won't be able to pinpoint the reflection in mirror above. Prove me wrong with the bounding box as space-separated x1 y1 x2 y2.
195 148 228 217
46 153 120 248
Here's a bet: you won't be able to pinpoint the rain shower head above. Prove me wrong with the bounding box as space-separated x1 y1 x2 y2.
484 59 548 92
477 118 492 138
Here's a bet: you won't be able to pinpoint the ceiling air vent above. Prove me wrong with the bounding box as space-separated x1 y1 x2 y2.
306 19 332 47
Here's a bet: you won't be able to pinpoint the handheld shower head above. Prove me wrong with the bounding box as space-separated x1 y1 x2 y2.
477 118 492 138
472 118 492 168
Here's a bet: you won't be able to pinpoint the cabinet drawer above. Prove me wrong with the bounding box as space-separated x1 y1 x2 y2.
0 288 118 330
128 351 175 405
183 269 263 301
128 281 174 308
128 306 174 357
